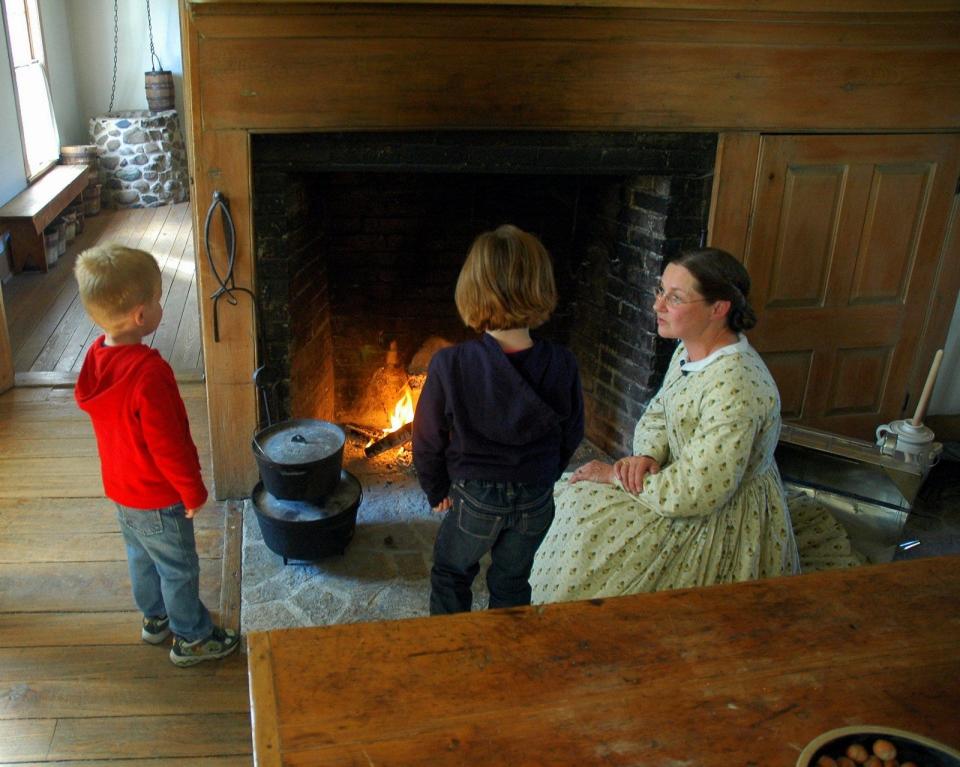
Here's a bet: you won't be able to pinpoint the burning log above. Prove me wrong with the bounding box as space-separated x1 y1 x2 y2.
344 422 384 443
364 422 413 457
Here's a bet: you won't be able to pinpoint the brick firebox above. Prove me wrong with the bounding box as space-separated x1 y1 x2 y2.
251 131 716 458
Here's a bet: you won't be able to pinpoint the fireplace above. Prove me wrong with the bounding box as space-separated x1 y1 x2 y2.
250 131 716 457
180 1 958 497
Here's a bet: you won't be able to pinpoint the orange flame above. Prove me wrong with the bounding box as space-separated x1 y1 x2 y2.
386 386 415 433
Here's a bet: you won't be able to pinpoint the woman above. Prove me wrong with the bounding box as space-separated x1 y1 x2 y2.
530 248 800 603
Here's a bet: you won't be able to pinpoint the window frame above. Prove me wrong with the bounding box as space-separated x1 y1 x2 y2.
2 0 59 183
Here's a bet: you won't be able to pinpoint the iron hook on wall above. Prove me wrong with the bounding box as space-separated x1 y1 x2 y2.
203 190 279 428
203 190 258 343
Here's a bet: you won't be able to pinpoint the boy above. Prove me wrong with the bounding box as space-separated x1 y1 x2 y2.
74 243 239 667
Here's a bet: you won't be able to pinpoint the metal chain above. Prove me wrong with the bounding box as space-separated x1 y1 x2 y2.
108 0 118 112
146 0 162 71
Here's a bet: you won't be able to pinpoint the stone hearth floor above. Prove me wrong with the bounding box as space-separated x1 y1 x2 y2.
241 435 960 634
241 436 608 633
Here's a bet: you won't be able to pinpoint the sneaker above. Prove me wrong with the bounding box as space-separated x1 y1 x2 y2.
141 614 171 645
169 626 241 667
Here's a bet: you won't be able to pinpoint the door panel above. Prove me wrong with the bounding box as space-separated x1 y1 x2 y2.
743 134 960 439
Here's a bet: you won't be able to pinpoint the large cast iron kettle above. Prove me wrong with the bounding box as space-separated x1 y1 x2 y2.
252 418 345 501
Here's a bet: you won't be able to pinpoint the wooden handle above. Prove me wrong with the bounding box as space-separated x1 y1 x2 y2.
912 349 944 426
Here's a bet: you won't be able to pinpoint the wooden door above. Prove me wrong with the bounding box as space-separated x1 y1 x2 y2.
740 134 960 439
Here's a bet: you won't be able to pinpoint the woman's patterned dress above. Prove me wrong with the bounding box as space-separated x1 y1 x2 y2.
531 338 802 603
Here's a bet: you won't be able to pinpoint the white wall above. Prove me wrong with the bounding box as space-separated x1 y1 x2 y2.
41 0 83 145
65 0 183 124
930 290 960 416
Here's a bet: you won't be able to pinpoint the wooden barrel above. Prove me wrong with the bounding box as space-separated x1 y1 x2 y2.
145 70 174 111
83 184 102 216
60 144 99 186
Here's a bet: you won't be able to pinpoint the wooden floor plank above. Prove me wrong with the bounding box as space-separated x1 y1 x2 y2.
0 527 225 563
47 714 252 761
2 757 252 767
152 238 194 362
31 285 87 372
0 609 222 648
132 205 172 253
0 655 248 720
0 561 222 612
0 654 247 693
148 201 188 262
0 436 98 459
53 309 96 373
2 203 202 376
116 207 153 248
0 719 57 763
171 237 204 372
0 297 251 765
0 498 225 533
0 611 154 647
0 643 245 682
11 276 81 371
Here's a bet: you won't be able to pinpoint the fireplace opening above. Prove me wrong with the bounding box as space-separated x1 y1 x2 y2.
252 131 717 458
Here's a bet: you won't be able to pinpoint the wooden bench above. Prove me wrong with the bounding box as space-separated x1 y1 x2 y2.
0 164 89 273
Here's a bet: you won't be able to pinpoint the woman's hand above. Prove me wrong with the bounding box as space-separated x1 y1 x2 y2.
432 497 452 513
613 455 660 494
569 460 616 485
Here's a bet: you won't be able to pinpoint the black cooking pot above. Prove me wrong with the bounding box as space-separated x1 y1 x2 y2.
252 418 345 501
251 472 362 563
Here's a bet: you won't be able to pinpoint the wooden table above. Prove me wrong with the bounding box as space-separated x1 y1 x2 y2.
247 556 960 766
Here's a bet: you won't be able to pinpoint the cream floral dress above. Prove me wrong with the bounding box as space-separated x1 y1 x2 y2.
530 337 801 603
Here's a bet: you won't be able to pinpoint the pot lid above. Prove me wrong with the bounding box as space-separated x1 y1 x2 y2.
253 471 361 522
254 419 345 465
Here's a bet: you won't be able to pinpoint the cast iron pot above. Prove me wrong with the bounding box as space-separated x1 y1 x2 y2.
252 418 345 501
251 471 362 563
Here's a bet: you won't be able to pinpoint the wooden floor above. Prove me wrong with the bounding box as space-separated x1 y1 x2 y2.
1 202 202 379
0 383 252 759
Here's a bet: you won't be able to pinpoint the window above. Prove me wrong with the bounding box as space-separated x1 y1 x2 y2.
2 0 60 181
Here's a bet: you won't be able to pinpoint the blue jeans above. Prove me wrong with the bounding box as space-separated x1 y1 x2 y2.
116 502 213 642
430 479 555 615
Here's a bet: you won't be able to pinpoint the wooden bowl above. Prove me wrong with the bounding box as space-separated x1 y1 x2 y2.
797 726 960 767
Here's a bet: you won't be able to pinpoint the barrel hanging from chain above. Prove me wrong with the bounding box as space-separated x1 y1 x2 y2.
144 0 174 111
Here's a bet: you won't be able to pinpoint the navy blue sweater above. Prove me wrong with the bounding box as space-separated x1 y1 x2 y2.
412 333 584 507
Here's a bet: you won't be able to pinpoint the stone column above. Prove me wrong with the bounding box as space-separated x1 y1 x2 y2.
89 110 189 209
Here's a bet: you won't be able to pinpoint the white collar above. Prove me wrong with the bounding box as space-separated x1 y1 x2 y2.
679 334 749 374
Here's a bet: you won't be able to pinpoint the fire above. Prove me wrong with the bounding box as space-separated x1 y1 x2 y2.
386 385 415 433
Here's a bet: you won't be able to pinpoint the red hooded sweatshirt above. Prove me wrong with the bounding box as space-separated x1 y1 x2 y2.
75 336 208 510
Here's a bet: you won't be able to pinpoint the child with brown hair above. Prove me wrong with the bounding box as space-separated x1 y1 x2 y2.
413 224 584 614
74 243 239 666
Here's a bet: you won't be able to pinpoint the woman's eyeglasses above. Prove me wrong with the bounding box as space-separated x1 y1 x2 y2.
654 285 709 308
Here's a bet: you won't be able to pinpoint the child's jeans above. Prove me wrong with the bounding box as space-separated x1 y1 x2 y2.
430 479 555 615
116 502 213 643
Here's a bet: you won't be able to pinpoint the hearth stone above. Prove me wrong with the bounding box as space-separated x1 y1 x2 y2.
241 439 610 632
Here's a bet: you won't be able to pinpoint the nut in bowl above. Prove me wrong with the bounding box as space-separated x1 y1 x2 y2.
798 726 960 767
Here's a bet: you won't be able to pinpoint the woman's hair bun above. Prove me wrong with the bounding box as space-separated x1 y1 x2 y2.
729 303 757 332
